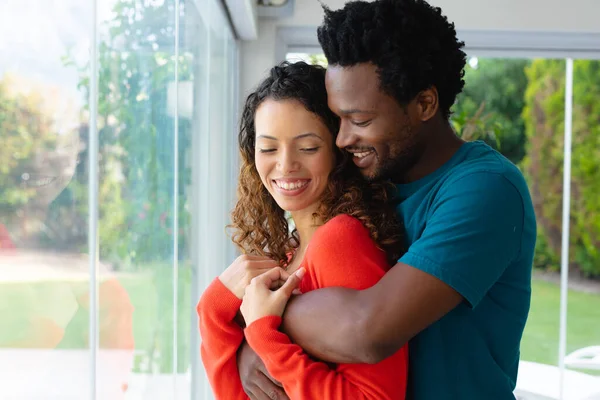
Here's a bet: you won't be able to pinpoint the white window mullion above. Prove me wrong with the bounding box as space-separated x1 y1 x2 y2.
88 0 100 398
172 0 181 396
558 57 574 400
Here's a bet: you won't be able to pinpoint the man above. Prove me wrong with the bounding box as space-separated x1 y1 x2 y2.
237 0 537 399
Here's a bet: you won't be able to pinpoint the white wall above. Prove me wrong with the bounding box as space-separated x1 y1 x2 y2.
240 0 600 98
430 0 600 33
284 0 600 32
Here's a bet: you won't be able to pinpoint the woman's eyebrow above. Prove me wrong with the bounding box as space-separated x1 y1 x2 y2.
256 133 324 141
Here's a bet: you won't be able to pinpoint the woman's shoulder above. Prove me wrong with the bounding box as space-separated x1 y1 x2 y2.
302 214 389 290
315 214 369 236
310 214 375 254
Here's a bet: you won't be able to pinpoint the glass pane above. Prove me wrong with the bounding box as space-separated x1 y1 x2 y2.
0 0 235 398
565 59 600 387
194 2 238 399
456 57 568 397
288 54 572 397
93 0 183 398
0 0 92 398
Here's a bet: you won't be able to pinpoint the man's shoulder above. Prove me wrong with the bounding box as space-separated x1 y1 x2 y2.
444 141 530 197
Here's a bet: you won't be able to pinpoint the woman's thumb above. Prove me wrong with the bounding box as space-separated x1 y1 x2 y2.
279 268 305 297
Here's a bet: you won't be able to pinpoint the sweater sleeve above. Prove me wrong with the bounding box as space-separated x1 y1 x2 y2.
197 278 249 400
244 215 408 400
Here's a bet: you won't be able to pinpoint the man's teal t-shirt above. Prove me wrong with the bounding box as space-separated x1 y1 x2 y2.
396 141 536 400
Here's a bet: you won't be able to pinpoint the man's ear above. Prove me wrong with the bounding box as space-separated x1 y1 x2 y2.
417 87 439 122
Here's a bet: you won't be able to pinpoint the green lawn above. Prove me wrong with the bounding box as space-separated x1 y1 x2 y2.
0 267 192 373
521 279 600 372
2 275 599 374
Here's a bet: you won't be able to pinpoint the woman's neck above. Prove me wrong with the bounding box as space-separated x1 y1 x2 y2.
290 205 322 252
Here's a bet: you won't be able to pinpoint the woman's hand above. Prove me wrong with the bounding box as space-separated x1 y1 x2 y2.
219 254 285 299
241 267 305 326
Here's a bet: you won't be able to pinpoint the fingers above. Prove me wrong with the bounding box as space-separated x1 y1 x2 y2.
277 268 305 298
256 360 283 387
246 384 271 400
251 372 289 400
251 267 289 287
269 278 287 290
246 385 272 400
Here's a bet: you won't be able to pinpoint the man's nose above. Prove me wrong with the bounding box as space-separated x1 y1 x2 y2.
335 120 355 149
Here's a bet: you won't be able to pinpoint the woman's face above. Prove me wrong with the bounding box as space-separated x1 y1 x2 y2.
254 98 335 214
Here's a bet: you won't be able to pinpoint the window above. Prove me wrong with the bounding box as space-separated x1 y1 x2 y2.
286 52 600 396
0 0 237 398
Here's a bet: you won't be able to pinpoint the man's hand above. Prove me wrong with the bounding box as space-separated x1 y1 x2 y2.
237 341 289 400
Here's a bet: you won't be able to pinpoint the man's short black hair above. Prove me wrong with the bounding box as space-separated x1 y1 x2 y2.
317 0 466 119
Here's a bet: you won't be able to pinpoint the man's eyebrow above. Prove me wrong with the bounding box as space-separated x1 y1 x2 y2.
338 109 376 115
294 133 324 141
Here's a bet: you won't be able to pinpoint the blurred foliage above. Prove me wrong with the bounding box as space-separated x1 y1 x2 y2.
522 59 600 277
453 58 530 164
0 75 60 215
61 0 193 268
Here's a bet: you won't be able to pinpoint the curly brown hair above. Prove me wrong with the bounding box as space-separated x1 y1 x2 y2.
229 61 404 266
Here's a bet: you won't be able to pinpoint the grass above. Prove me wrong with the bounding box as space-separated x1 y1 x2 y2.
2 274 600 374
0 266 192 373
521 279 600 373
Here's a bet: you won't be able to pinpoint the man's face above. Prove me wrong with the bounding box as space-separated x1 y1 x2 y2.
325 63 423 182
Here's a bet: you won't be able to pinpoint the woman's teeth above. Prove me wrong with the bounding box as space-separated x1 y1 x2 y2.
275 180 308 190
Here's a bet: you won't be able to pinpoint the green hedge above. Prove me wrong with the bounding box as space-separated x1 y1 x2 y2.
522 60 600 276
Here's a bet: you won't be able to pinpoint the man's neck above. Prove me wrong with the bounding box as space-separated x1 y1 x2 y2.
403 121 464 183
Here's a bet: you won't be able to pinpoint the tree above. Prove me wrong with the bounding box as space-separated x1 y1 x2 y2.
522 59 600 277
453 58 530 164
0 73 81 248
0 76 53 214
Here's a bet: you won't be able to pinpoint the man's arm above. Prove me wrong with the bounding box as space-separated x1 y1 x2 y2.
282 171 528 364
281 262 462 364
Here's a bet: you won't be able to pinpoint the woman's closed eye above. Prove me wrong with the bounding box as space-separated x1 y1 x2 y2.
257 146 320 154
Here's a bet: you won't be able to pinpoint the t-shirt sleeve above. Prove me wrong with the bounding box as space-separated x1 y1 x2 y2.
244 215 408 400
399 171 525 308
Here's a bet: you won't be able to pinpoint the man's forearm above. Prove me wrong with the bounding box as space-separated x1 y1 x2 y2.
281 262 465 366
280 286 374 364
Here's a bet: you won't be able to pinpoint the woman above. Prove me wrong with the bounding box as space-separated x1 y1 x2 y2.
197 61 408 399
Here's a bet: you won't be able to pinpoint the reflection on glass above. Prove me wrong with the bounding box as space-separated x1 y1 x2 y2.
1 0 236 399
456 59 568 397
92 0 187 397
565 59 600 380
513 59 566 368
0 0 92 398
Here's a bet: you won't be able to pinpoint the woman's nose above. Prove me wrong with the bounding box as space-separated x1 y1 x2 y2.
276 150 299 174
